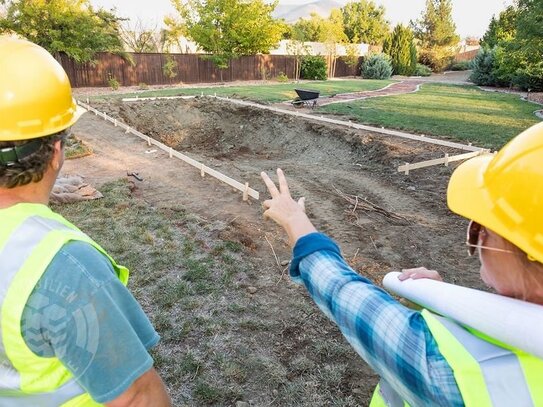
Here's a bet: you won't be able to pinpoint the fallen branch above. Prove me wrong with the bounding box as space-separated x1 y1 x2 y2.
333 186 408 222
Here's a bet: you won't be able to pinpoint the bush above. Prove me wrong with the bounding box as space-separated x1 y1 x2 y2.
138 82 149 90
107 73 119 90
413 63 432 77
513 61 543 92
300 55 327 80
450 61 472 71
163 55 178 80
361 53 393 80
413 64 432 76
276 72 289 82
469 47 497 86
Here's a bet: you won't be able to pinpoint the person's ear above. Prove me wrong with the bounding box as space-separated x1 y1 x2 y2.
51 139 64 172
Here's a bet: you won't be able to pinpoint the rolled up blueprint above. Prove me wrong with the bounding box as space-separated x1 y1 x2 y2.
383 271 543 359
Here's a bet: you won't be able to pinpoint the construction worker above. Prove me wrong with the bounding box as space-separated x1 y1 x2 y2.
0 37 171 405
261 121 543 406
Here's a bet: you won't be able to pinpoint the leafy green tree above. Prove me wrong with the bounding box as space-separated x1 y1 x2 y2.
413 0 460 72
166 0 284 75
291 12 326 42
321 8 348 77
480 6 518 48
0 0 124 62
340 0 389 44
383 24 417 75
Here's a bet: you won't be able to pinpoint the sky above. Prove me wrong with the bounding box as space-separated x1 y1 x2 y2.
90 0 514 38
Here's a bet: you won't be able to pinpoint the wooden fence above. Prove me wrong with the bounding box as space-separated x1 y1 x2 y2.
454 49 479 63
59 52 363 88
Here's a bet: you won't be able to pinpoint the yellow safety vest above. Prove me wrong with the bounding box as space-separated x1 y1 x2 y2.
0 203 129 406
370 309 543 407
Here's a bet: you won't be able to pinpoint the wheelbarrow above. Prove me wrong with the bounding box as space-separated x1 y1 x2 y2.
292 89 320 108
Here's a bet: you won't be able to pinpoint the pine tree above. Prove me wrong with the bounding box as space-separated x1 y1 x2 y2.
413 0 460 71
384 24 417 76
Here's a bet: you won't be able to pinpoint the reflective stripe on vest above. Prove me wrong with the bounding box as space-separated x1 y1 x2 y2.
423 310 540 407
370 310 542 406
0 216 80 393
436 314 533 407
0 204 128 406
0 379 85 407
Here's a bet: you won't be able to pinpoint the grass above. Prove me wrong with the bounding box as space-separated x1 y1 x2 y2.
64 134 93 159
93 79 394 103
318 83 541 149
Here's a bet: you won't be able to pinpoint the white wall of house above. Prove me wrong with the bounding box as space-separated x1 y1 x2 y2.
270 40 370 56
166 37 370 57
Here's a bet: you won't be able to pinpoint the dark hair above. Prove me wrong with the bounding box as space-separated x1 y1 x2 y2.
0 131 66 189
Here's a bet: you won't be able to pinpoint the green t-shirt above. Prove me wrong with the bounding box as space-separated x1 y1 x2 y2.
21 241 160 404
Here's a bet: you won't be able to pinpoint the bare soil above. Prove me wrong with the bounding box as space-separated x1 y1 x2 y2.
66 98 484 406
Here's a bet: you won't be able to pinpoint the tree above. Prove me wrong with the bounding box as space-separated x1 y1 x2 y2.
320 9 348 77
413 0 460 71
291 13 326 42
480 5 518 48
383 24 417 76
166 0 284 75
120 19 160 53
341 0 389 45
0 0 124 63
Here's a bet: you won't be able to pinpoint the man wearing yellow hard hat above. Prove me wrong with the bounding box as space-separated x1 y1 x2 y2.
0 37 171 406
261 119 543 405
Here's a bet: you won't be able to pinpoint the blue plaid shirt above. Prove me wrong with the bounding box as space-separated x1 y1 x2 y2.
290 233 464 406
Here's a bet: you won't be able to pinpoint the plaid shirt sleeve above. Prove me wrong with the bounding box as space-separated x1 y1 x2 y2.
290 233 464 407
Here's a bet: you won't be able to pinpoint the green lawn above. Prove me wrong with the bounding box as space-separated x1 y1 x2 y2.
318 83 541 149
98 79 394 103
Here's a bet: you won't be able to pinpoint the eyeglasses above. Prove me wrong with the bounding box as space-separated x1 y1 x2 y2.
466 220 515 256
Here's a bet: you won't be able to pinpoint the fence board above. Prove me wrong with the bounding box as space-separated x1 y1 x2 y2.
60 52 363 87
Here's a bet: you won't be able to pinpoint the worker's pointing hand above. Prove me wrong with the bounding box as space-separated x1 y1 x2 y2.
261 169 317 246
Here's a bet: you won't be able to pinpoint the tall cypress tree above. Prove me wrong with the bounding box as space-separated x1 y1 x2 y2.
384 24 417 76
414 0 459 71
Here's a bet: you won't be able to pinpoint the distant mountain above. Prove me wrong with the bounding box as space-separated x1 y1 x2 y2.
273 0 343 23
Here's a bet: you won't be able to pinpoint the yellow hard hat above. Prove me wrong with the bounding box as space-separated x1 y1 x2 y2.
0 36 84 141
448 121 543 263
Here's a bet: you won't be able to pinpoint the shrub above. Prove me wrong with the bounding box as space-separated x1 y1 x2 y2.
163 55 178 80
276 72 289 82
106 73 119 90
413 64 432 77
361 53 393 79
450 61 471 71
469 47 497 86
513 61 543 92
138 82 149 90
300 55 327 80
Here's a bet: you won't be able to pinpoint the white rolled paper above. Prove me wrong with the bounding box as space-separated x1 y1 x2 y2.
383 271 543 359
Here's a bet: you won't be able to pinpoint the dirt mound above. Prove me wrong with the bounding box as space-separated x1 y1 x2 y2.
97 98 441 169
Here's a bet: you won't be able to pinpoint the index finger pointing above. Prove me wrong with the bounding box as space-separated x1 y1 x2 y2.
261 171 280 198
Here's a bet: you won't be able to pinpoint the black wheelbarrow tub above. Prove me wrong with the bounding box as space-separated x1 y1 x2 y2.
294 89 320 101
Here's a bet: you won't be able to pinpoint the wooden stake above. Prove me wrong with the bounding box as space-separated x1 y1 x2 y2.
200 163 205 177
169 147 173 158
114 119 117 127
404 163 410 175
243 182 249 201
444 153 449 167
147 136 151 146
